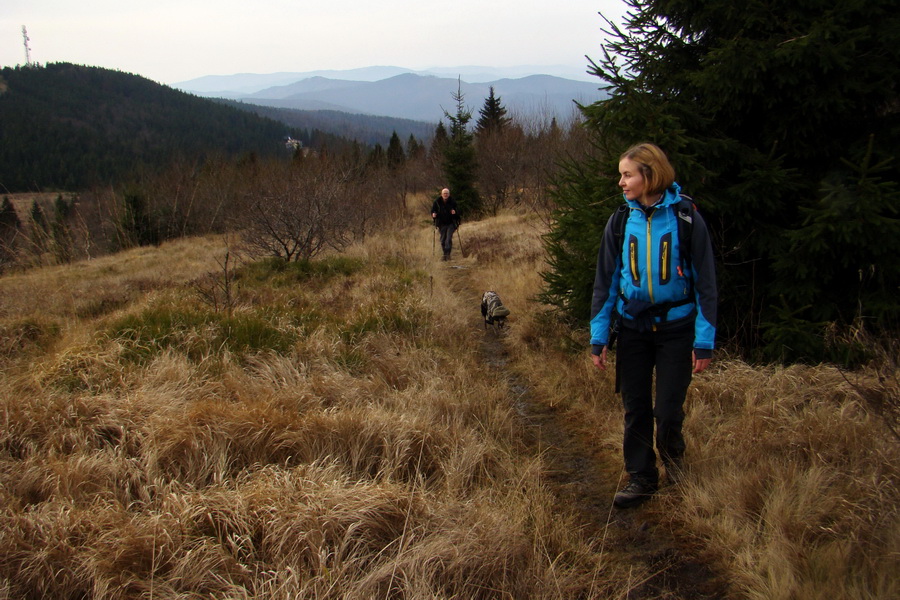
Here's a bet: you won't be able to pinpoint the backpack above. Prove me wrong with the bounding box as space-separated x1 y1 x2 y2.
481 291 511 323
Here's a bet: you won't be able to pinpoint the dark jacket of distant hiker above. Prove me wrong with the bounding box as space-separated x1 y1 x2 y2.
431 194 459 259
431 196 459 226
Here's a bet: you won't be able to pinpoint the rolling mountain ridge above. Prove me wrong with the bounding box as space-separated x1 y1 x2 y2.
173 64 598 95
179 69 607 123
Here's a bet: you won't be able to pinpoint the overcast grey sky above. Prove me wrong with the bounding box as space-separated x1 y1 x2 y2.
2 0 627 84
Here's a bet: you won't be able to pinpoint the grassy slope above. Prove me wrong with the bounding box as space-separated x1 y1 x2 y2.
0 204 897 599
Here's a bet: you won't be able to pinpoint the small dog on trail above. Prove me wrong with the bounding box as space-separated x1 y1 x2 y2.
481 291 511 331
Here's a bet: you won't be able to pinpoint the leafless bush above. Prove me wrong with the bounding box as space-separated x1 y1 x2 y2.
241 160 358 261
363 162 418 232
124 156 246 242
476 125 528 216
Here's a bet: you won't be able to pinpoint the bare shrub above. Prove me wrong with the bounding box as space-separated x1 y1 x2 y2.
475 124 528 216
241 159 358 261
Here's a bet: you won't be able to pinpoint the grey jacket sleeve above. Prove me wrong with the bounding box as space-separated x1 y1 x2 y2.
690 210 718 358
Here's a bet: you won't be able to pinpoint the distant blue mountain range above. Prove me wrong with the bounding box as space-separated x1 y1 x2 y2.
175 66 607 123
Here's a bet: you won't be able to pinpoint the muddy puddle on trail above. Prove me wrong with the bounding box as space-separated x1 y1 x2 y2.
445 265 728 600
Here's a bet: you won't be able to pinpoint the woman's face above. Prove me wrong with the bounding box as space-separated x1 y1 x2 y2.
618 157 646 202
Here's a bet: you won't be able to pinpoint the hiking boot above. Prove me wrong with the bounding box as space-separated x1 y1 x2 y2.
613 478 658 508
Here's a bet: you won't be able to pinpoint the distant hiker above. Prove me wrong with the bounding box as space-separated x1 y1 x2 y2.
431 188 459 260
590 142 717 509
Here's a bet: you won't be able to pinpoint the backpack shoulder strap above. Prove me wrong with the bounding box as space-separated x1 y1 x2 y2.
676 195 696 221
611 203 630 258
675 194 696 273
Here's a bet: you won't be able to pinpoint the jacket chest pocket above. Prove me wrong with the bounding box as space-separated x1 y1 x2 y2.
659 232 673 285
628 234 641 287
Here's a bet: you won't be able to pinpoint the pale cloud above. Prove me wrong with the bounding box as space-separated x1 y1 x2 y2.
2 0 626 83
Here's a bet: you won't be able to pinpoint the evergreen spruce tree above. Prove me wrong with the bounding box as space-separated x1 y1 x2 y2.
51 194 75 263
0 197 21 233
406 134 423 160
30 200 47 233
430 122 449 160
767 138 900 363
386 131 406 170
429 122 449 178
474 87 517 214
475 86 511 137
442 81 481 216
28 200 51 258
367 143 386 169
121 189 158 248
542 0 900 363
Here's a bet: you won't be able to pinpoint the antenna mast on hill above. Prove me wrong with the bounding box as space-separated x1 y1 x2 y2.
22 26 32 66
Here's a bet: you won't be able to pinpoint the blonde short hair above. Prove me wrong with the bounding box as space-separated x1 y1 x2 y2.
620 143 676 196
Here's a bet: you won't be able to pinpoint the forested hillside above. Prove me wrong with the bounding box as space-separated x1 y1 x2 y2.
0 63 321 192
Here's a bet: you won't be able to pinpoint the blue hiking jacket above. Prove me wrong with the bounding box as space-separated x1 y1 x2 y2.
590 183 717 357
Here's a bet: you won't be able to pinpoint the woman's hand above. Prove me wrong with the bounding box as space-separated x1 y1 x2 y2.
591 346 608 371
692 351 711 374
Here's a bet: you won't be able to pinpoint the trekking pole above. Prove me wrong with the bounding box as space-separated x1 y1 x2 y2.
432 220 437 256
456 225 464 257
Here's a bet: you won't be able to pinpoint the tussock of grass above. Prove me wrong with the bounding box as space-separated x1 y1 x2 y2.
107 300 299 364
35 342 132 392
238 255 365 288
0 316 61 361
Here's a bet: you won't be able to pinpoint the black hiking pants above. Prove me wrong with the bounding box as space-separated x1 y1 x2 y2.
438 223 456 256
617 323 694 485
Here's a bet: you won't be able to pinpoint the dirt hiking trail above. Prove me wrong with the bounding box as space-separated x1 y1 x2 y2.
441 258 730 599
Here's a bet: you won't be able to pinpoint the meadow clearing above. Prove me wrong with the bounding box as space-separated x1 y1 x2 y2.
0 198 896 598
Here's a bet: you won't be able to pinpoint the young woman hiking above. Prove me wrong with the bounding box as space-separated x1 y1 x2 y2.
590 142 718 508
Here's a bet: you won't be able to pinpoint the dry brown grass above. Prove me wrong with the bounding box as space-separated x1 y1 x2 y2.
0 206 628 599
0 234 227 321
1 201 896 599
671 361 900 599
